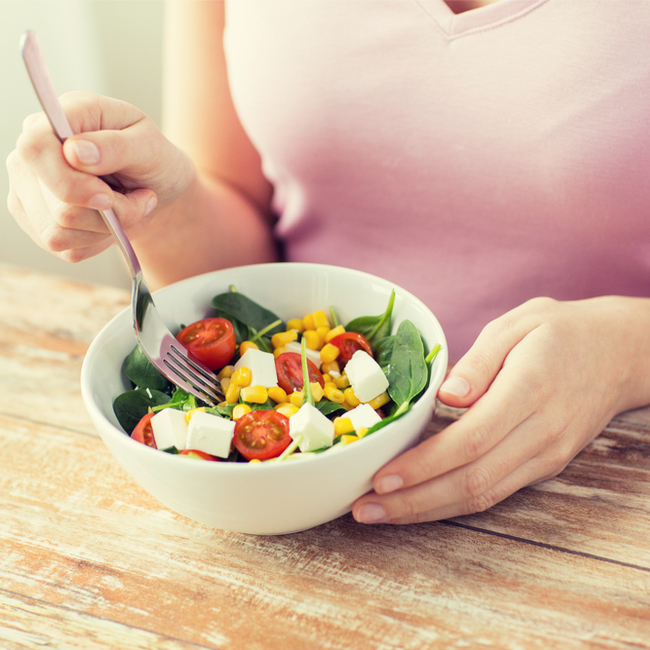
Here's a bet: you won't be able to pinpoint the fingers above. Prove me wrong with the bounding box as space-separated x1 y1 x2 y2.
353 411 553 525
437 307 538 408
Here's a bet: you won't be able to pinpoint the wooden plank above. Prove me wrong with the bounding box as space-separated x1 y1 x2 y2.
0 591 208 650
0 264 129 435
1 416 650 649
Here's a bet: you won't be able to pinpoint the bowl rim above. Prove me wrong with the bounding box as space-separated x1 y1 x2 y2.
81 262 448 472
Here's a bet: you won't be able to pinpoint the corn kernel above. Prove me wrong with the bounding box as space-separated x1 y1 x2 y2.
334 374 350 389
367 391 391 409
321 360 341 376
239 341 259 355
356 427 369 438
272 330 298 348
344 387 360 407
316 325 330 341
185 407 206 424
334 416 354 436
231 366 252 387
312 310 330 329
217 365 235 380
302 330 321 350
273 346 287 359
287 318 304 333
240 385 268 404
220 377 232 393
324 382 345 404
289 391 304 408
276 404 299 418
268 385 288 404
232 404 252 420
340 434 359 445
302 313 315 330
249 458 262 464
225 382 240 404
325 325 345 343
310 381 324 403
322 373 332 383
320 343 340 364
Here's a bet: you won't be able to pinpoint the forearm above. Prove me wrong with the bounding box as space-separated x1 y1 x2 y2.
130 170 279 289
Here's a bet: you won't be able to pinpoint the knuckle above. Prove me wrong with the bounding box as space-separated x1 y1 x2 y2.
41 226 68 253
16 129 45 164
463 465 492 500
51 202 79 229
463 424 492 460
462 487 500 515
7 190 23 217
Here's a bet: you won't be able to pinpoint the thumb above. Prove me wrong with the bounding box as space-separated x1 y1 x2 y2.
438 339 507 409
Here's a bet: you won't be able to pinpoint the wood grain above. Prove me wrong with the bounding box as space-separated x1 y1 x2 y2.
1 263 650 650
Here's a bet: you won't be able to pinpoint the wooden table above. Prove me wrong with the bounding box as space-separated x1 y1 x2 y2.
1 262 649 650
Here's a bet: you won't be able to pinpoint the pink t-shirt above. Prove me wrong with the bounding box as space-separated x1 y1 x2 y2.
223 0 650 361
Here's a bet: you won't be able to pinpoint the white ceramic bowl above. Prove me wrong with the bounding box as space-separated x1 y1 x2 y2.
81 263 448 535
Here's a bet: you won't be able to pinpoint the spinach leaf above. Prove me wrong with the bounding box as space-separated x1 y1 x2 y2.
315 399 347 418
211 292 285 339
123 345 170 392
207 404 237 419
153 387 198 412
375 335 396 373
386 319 428 418
113 388 171 435
345 289 395 350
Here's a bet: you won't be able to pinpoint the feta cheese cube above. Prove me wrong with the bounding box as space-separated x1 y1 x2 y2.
186 410 235 458
345 350 389 403
234 348 278 388
289 403 335 452
151 408 189 450
345 403 382 430
284 341 322 367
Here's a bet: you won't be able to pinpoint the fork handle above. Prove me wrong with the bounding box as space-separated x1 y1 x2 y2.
20 29 142 280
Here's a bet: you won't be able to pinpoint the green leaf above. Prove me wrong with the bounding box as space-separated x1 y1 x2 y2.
375 335 396 373
113 388 171 435
315 399 347 418
123 345 170 392
345 289 395 349
386 319 428 410
211 292 285 338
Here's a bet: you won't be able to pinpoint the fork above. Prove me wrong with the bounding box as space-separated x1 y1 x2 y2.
21 29 223 406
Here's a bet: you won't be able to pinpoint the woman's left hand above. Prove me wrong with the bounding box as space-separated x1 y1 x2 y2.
352 296 650 525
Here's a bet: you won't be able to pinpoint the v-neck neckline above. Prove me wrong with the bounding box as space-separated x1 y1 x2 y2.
417 0 549 38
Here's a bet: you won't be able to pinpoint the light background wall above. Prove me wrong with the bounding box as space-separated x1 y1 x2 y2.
0 0 165 289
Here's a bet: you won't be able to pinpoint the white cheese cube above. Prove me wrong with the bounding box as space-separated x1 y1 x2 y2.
289 403 335 452
345 403 382 430
284 341 322 367
345 350 389 403
186 410 235 458
151 408 189 450
234 348 278 388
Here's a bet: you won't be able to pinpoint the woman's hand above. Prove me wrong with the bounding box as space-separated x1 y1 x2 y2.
6 91 194 262
352 296 650 525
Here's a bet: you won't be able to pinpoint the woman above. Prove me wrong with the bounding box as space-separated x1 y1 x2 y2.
7 0 650 525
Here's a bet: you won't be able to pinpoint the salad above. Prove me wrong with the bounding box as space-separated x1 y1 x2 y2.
113 287 441 463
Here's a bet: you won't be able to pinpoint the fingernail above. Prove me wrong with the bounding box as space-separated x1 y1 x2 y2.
144 196 158 216
356 504 389 524
72 140 100 165
89 193 112 210
439 375 470 398
376 474 403 494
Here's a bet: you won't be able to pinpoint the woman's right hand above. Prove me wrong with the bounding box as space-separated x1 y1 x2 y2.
6 91 195 263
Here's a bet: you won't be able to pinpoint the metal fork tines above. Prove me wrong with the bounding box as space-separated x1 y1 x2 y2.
22 29 224 407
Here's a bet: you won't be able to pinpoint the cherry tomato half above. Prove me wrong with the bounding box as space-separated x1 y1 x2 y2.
275 352 324 394
178 449 220 461
176 318 236 371
328 332 373 367
131 412 157 448
233 410 292 461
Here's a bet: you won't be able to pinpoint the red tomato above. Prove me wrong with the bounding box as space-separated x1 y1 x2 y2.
178 449 220 461
275 352 324 394
233 410 292 461
131 412 157 448
328 332 373 367
176 318 236 371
